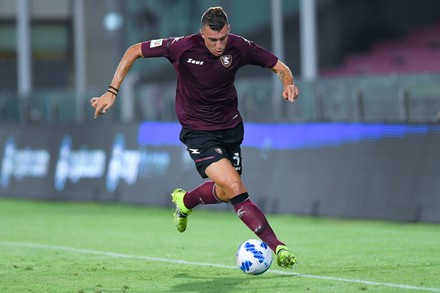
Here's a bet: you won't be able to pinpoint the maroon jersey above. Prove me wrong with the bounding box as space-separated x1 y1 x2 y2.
141 34 278 130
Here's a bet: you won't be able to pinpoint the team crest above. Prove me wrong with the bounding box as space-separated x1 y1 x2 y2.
220 55 232 68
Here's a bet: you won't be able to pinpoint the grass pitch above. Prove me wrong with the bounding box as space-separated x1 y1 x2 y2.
0 198 439 293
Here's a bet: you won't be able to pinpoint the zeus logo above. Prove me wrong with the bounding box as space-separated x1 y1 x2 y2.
189 148 200 154
187 58 204 65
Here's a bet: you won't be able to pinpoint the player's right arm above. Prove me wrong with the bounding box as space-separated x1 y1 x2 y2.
90 43 143 119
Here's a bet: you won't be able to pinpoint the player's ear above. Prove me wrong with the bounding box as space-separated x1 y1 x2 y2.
199 28 205 39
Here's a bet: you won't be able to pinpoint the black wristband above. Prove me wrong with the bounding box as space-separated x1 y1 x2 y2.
107 89 118 96
109 85 119 92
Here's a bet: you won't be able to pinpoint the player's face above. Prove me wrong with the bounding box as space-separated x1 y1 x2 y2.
200 24 230 57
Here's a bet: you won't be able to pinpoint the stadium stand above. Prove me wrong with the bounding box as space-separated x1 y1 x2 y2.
321 21 440 76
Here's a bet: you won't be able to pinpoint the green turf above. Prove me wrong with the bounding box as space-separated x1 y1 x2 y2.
0 198 439 293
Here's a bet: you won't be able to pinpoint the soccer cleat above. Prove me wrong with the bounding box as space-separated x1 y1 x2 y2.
276 245 297 268
171 188 192 232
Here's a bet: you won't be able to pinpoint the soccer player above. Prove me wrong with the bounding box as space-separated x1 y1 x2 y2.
91 6 299 268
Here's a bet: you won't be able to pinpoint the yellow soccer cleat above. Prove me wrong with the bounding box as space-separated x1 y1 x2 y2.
276 245 297 268
171 188 192 232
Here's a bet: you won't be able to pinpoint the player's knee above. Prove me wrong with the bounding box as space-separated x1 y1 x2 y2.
225 180 246 200
215 180 246 201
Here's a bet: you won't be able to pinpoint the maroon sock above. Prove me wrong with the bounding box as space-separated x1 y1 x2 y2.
231 193 284 252
183 180 222 209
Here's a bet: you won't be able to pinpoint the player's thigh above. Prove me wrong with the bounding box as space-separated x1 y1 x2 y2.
205 158 246 200
180 128 224 178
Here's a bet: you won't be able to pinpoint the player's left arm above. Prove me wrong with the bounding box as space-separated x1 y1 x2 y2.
271 60 299 102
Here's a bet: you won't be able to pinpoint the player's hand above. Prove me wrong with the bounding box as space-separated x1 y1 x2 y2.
282 84 299 102
90 92 116 119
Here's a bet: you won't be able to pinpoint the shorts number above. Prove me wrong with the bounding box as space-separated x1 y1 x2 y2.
233 152 241 167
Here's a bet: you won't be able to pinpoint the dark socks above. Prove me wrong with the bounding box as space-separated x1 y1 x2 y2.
183 184 284 253
231 193 284 252
183 180 222 209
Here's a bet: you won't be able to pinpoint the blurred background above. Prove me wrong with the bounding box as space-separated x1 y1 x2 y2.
1 0 440 123
1 0 440 222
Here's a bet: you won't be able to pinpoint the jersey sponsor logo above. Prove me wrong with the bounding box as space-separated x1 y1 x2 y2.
150 39 163 48
220 55 232 68
187 58 204 65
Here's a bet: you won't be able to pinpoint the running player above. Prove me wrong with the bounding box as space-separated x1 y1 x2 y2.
91 6 299 268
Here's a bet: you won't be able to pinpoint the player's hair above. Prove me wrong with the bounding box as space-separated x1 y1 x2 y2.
201 6 229 31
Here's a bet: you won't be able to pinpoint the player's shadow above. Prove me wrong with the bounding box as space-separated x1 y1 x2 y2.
171 273 290 292
172 275 242 292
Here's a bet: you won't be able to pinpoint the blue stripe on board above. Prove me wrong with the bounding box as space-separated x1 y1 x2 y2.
138 122 440 149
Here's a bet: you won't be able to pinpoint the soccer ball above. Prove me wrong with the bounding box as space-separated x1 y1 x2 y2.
236 239 273 275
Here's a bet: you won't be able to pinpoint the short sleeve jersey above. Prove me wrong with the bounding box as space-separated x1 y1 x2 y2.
141 34 278 131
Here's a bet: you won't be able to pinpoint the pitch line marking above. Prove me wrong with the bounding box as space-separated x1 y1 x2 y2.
1 241 439 292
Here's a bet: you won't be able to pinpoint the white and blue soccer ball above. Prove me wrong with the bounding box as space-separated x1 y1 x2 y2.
236 239 273 275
